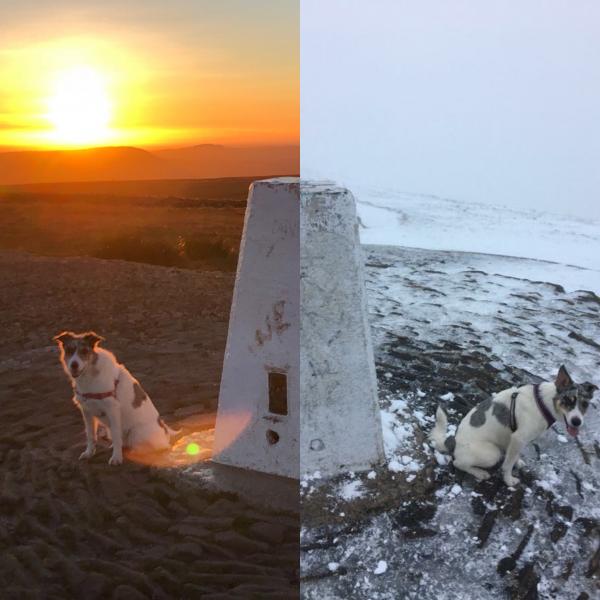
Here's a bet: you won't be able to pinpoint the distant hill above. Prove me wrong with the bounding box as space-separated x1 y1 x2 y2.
0 144 299 185
0 147 166 185
155 144 298 179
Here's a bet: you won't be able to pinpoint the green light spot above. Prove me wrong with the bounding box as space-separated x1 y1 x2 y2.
186 442 200 456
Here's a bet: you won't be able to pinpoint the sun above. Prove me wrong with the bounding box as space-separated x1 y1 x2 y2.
46 66 113 146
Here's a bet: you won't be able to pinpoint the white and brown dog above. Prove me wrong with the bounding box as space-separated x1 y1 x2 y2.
54 331 179 465
430 366 597 486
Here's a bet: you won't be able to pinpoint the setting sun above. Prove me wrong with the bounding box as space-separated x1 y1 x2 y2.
0 2 299 152
46 66 113 146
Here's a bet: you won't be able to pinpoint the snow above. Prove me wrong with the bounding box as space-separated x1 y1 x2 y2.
374 560 388 575
365 245 600 385
449 484 463 497
302 241 600 600
380 408 413 457
355 186 600 294
380 399 426 477
339 480 364 501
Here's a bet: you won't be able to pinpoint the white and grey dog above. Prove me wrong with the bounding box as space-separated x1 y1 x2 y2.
430 366 597 486
54 331 179 465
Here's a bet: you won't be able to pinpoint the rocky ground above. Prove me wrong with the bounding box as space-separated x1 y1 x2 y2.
301 245 600 599
0 250 299 599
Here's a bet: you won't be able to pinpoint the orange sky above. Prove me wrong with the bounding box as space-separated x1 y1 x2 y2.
0 1 298 151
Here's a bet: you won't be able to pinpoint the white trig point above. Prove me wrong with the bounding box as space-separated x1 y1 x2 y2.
213 178 299 480
300 182 385 478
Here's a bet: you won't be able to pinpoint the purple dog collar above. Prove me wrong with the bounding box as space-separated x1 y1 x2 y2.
533 383 556 429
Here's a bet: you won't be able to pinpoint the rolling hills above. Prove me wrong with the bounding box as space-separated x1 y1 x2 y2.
0 144 299 185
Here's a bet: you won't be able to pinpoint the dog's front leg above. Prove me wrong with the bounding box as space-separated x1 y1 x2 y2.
502 435 525 487
79 408 97 460
105 402 123 466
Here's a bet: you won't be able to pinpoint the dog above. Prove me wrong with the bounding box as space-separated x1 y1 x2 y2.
430 366 597 486
54 331 179 465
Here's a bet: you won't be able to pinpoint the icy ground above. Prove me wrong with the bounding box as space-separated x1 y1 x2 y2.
355 186 600 293
301 245 600 600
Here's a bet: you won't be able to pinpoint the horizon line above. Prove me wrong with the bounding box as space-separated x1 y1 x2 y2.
0 141 300 154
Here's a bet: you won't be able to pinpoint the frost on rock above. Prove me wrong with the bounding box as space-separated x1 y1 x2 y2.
301 245 600 600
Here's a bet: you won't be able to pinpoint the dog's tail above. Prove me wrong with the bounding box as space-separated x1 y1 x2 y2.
429 406 452 453
158 417 183 443
167 424 183 441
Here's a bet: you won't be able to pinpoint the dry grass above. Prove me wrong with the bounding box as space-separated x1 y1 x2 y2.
0 183 246 270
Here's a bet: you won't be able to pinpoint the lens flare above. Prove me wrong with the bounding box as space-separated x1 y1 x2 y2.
186 442 201 456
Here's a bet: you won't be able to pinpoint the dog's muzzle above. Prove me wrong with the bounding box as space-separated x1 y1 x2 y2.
70 361 84 378
565 415 581 437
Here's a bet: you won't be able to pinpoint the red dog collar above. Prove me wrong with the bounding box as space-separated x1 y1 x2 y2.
78 378 119 401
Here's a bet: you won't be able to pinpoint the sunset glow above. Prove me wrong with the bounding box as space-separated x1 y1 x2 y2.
0 2 299 151
126 430 213 468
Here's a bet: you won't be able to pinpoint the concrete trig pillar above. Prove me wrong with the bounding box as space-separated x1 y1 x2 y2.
300 182 385 478
213 178 299 481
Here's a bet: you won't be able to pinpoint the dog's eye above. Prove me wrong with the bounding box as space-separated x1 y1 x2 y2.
581 401 589 410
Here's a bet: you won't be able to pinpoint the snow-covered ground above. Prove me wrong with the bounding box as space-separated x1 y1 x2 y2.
301 240 600 598
355 186 600 294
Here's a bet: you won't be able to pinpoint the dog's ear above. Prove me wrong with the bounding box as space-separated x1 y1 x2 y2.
555 365 573 391
582 382 598 398
53 331 74 345
83 331 104 347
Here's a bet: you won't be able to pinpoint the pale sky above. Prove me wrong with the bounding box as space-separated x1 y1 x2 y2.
301 1 600 218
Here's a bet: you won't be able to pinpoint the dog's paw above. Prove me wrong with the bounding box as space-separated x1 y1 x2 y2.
504 475 520 487
108 454 123 466
79 448 95 460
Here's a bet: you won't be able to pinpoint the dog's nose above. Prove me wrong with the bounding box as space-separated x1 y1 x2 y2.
571 416 582 427
71 361 79 371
